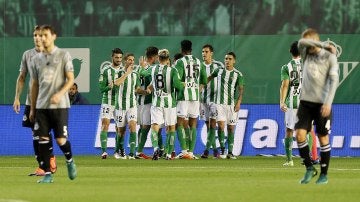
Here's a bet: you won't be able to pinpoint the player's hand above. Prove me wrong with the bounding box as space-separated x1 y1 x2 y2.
127 65 134 73
321 104 331 117
29 109 35 123
234 103 241 112
13 99 21 114
280 103 288 112
50 93 61 104
108 81 114 89
146 88 152 95
139 56 147 68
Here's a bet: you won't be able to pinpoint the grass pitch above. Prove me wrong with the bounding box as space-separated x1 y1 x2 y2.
0 156 359 202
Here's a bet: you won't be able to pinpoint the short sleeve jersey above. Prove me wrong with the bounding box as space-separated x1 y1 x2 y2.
201 60 224 104
31 47 74 109
151 64 183 108
19 48 39 105
99 65 121 106
212 67 244 106
115 69 140 110
280 58 302 109
174 55 207 101
137 65 153 105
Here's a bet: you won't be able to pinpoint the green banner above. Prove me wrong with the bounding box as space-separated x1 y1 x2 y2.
1 35 359 104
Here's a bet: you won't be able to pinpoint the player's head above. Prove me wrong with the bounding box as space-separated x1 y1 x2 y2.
124 53 135 67
301 28 320 41
181 40 192 54
202 44 214 62
33 25 42 48
40 24 57 48
290 41 300 57
225 52 236 68
158 49 170 64
173 53 183 64
111 48 123 67
146 46 159 64
69 83 78 96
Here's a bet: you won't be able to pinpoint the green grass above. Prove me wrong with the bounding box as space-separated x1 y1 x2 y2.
0 156 359 202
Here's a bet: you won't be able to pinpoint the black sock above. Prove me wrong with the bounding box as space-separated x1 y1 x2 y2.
49 134 54 157
32 137 41 166
320 144 331 175
38 140 51 172
297 141 312 167
59 140 73 161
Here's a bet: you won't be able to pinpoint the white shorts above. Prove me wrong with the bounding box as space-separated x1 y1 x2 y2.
100 104 116 120
217 104 239 125
200 102 217 121
177 101 200 119
137 104 151 125
151 106 177 126
285 108 298 130
115 107 137 128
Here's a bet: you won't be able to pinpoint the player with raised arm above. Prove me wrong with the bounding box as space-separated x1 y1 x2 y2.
147 49 184 160
114 53 149 159
175 40 207 159
135 46 159 159
200 44 224 159
208 52 245 159
99 48 123 159
295 28 339 184
13 25 57 176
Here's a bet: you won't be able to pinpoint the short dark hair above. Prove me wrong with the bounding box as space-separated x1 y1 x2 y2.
290 41 300 57
34 25 40 31
124 53 135 60
112 48 123 56
40 24 56 35
226 52 236 60
173 53 183 61
73 83 78 89
181 40 192 52
202 44 214 52
146 46 159 58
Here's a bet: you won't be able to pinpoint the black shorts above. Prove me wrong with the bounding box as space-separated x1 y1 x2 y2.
22 105 34 128
34 108 69 139
295 100 332 136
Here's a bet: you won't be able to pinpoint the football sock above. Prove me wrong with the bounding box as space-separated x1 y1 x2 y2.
307 132 313 156
297 140 312 167
118 134 125 150
176 126 187 151
100 131 108 153
38 139 51 172
158 130 164 150
227 132 234 154
129 132 136 154
320 144 331 175
33 137 41 166
218 130 225 149
49 135 54 157
59 140 73 161
185 127 190 150
284 137 293 161
189 127 197 152
137 127 150 153
206 128 215 150
150 130 159 150
167 132 175 155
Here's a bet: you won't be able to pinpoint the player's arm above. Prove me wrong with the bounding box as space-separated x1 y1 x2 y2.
234 75 245 112
99 69 112 93
13 71 27 113
171 68 185 91
207 67 219 84
30 78 39 123
280 79 289 112
321 54 339 117
51 71 74 104
114 66 133 86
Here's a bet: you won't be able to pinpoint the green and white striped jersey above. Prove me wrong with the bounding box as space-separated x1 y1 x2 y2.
201 60 224 104
115 69 140 110
174 55 207 101
151 64 183 108
137 65 153 105
99 65 121 106
212 67 245 105
280 58 302 109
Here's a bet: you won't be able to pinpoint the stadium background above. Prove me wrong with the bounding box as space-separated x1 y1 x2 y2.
0 0 359 156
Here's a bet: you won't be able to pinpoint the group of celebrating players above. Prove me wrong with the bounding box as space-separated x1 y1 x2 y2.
98 40 244 161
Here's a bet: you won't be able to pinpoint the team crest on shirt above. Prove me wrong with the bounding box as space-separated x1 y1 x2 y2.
34 122 39 131
22 115 27 121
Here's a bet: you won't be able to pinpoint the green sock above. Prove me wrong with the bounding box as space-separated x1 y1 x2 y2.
189 127 197 152
227 132 234 153
129 132 136 154
115 134 120 152
185 127 190 150
176 126 187 150
218 130 225 148
158 130 164 150
284 137 293 161
137 127 150 153
206 128 215 150
165 132 170 154
150 130 159 150
119 134 125 150
100 131 108 152
307 132 313 153
167 132 175 155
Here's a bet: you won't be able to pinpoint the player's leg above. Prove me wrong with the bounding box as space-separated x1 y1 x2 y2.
200 103 211 158
216 104 226 158
127 107 138 159
188 101 200 159
136 104 151 159
176 101 189 158
164 107 176 160
283 108 295 166
209 103 219 158
115 109 126 159
99 104 113 158
226 106 238 159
